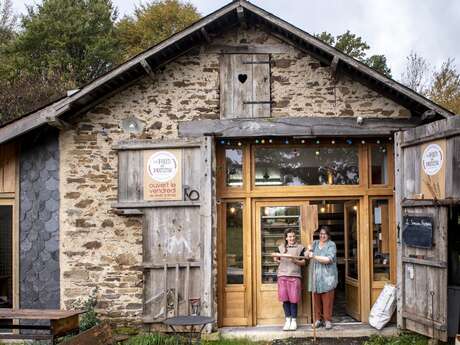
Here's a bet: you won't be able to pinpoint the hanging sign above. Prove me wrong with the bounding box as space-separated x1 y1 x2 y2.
420 140 446 200
144 149 182 201
422 143 443 176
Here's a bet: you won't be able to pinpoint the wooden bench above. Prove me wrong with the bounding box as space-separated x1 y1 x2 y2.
0 309 83 343
60 321 114 345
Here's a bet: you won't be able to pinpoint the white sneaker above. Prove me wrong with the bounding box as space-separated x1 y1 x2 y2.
325 320 333 329
283 317 291 331
314 320 323 328
289 318 297 330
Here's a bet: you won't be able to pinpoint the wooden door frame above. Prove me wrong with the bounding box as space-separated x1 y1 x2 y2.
252 199 312 325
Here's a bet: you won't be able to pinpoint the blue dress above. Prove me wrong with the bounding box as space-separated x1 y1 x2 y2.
307 240 338 293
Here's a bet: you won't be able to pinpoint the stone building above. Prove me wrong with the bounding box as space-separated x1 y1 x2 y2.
0 0 459 342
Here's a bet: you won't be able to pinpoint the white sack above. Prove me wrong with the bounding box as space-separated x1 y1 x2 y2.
369 283 397 330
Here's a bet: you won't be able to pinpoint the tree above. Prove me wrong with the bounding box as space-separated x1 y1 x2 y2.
400 51 430 95
428 58 460 114
315 30 392 77
13 0 119 85
116 0 201 62
0 0 16 47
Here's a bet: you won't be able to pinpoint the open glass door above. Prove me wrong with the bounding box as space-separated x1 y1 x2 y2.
255 201 317 325
344 201 361 321
218 201 252 326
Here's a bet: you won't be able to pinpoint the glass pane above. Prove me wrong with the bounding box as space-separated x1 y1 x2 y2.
346 204 359 280
372 199 390 281
226 202 244 284
255 146 359 186
0 206 13 332
260 206 300 283
371 145 388 185
225 149 243 187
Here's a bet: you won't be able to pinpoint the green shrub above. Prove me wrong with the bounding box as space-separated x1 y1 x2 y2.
364 332 428 345
71 288 101 332
123 332 184 345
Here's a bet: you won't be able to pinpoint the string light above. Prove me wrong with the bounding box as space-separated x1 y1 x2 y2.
315 150 320 156
376 140 381 144
361 140 366 144
237 142 242 146
301 139 306 144
285 139 289 144
346 139 353 145
261 139 265 144
268 139 273 144
255 139 259 144
331 140 335 144
316 140 320 144
227 141 231 145
220 140 225 145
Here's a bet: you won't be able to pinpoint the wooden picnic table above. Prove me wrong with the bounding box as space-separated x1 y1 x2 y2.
0 308 84 343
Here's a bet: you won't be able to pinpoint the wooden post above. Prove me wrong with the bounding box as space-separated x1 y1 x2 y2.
394 131 405 331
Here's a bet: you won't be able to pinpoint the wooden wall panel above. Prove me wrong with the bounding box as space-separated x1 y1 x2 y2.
0 142 17 193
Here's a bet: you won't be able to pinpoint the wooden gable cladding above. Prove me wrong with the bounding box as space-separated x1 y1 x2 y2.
0 142 18 194
220 54 271 119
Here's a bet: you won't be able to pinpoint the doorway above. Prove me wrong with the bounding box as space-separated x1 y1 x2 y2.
218 198 361 326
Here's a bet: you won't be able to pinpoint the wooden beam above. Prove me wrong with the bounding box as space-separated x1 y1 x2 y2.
330 56 340 82
140 59 155 80
179 116 420 138
237 6 247 29
113 139 201 150
202 44 293 54
200 27 211 43
112 201 201 209
45 116 70 130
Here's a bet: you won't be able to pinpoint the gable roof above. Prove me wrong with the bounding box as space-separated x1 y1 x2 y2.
0 0 454 144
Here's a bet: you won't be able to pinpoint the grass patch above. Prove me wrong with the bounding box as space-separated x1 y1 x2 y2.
364 332 428 345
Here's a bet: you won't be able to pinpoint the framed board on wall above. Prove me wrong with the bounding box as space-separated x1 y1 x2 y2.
402 214 433 249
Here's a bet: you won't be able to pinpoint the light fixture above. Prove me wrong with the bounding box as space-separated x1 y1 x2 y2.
230 207 236 214
320 207 326 213
353 205 358 211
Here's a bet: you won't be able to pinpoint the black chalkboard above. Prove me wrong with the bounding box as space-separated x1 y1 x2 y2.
402 215 434 249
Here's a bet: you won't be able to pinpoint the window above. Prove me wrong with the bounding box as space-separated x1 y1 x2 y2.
0 205 13 331
370 144 388 185
226 202 244 284
225 148 243 188
220 54 271 119
372 199 390 281
254 146 359 186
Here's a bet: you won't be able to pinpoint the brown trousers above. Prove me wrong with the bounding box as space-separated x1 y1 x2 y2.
313 289 335 321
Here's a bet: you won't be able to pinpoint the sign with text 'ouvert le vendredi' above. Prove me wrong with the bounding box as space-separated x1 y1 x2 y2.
143 150 182 201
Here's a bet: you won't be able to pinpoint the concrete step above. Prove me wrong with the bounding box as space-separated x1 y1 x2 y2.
216 323 397 341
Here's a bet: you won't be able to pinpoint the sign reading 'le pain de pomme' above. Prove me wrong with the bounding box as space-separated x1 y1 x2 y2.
143 149 182 201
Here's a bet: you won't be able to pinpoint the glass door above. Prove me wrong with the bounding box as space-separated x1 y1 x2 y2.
218 201 252 326
344 201 361 321
255 201 317 325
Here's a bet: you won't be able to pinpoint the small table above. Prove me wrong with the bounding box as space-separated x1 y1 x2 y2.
163 316 214 345
0 309 84 343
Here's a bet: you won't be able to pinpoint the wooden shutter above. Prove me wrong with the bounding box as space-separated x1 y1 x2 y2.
114 137 215 324
220 54 271 119
394 116 460 342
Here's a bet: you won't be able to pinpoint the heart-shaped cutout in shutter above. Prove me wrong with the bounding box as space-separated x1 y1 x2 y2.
238 74 248 83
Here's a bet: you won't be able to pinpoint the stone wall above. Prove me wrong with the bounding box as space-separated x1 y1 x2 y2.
20 129 60 309
59 26 410 325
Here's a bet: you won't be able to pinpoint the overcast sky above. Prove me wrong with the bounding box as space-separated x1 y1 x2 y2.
11 0 460 79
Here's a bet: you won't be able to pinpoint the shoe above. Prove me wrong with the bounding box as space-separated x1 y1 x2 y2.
314 320 323 328
289 318 297 331
325 321 333 330
283 317 291 331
